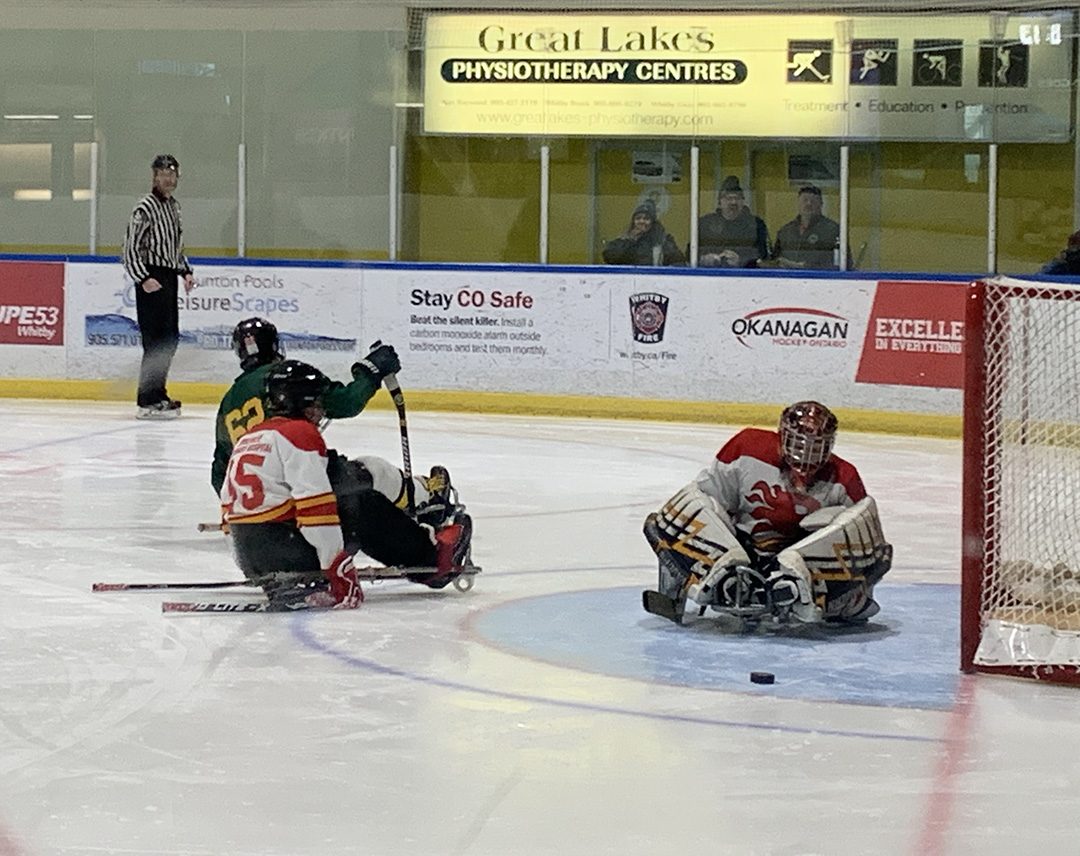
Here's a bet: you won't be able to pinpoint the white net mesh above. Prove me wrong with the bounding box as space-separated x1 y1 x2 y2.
974 277 1080 671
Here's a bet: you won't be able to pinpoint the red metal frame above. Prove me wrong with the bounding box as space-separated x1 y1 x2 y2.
961 278 1080 684
960 280 987 673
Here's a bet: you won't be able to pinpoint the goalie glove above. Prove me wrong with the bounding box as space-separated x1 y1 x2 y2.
770 550 823 624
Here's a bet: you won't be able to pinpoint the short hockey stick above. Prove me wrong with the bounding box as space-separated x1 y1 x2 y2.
197 521 225 533
93 580 253 592
382 369 415 512
98 565 481 594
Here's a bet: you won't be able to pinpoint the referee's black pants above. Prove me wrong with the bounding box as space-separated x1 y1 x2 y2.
135 266 180 407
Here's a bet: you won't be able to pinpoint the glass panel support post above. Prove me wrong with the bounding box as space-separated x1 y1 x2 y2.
689 145 700 267
987 142 998 275
389 144 398 261
89 140 99 254
839 144 849 271
539 143 550 264
237 142 246 258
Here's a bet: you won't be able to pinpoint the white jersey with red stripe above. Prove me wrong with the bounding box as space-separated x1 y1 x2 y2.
694 427 867 556
220 415 343 569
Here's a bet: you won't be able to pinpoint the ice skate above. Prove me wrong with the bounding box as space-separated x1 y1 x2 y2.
136 400 180 420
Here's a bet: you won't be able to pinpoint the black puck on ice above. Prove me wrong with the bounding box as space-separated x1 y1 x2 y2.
750 671 776 685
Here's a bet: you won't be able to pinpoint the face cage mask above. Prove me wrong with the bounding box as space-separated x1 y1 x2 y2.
781 430 835 482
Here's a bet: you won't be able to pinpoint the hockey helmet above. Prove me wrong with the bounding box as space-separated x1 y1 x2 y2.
232 317 283 371
779 400 837 484
263 360 329 420
151 153 180 175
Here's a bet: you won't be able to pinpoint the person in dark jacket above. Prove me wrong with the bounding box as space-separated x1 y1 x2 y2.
771 185 851 270
695 175 770 268
602 199 685 267
1040 230 1080 275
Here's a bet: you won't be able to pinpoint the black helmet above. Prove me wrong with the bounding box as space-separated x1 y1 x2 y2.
151 153 180 174
232 317 283 370
263 360 329 419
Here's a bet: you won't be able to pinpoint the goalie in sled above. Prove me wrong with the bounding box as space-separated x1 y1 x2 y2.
642 401 892 629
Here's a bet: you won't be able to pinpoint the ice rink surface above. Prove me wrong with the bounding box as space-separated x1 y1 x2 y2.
1 400 1078 856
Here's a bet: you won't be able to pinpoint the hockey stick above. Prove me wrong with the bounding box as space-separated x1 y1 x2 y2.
382 369 415 512
93 580 253 592
197 521 225 533
97 564 482 594
162 566 482 612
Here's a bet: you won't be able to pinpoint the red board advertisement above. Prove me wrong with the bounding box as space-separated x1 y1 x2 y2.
0 261 65 346
855 280 968 389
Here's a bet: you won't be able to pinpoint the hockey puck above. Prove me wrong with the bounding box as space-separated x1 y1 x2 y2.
750 671 776 685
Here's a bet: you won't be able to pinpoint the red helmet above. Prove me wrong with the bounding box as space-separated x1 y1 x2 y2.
779 401 837 485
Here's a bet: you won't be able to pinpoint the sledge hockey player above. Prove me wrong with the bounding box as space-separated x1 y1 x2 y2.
642 401 892 626
211 317 459 546
219 360 473 609
211 316 388 495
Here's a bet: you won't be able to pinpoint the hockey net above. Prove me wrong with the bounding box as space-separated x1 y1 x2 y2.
962 276 1080 684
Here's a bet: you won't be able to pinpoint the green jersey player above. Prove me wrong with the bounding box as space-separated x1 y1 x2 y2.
211 317 394 495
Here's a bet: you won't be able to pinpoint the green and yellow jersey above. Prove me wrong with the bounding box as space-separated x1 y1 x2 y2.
211 361 380 495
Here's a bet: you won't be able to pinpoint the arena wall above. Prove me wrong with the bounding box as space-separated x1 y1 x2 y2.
0 256 969 435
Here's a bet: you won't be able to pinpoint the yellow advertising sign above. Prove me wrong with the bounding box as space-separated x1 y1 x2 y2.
423 12 1073 141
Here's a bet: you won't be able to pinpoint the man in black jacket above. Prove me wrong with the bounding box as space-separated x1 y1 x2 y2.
695 175 770 268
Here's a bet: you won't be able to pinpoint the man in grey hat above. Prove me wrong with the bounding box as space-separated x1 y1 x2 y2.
122 154 196 420
695 175 770 268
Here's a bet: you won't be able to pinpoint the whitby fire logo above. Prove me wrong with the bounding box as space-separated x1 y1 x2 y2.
630 292 669 344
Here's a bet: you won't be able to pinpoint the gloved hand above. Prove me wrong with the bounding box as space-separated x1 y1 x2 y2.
324 551 364 609
773 549 823 624
352 342 401 381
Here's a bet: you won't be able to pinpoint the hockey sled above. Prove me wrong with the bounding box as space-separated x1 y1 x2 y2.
356 564 481 592
643 565 796 629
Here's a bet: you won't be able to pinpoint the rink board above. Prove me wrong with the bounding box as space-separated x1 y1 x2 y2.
1 256 968 417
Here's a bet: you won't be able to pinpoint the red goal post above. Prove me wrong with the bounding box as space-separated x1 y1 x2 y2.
962 276 1080 684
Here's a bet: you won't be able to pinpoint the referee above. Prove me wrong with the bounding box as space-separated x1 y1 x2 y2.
122 153 196 420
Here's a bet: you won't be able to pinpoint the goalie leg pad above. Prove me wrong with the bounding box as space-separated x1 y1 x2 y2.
644 513 696 600
776 496 892 622
645 485 750 604
653 485 748 566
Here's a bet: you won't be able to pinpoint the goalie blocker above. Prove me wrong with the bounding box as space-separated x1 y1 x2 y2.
643 485 892 625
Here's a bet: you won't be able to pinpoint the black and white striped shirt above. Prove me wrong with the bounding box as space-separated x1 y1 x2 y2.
122 190 192 284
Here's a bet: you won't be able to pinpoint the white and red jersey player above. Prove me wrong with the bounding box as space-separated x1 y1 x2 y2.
220 415 344 569
220 360 363 610
694 426 866 557
643 401 891 625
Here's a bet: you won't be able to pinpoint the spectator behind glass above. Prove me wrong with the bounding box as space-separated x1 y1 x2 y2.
770 185 852 270
601 198 686 267
695 175 770 268
1040 229 1080 275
